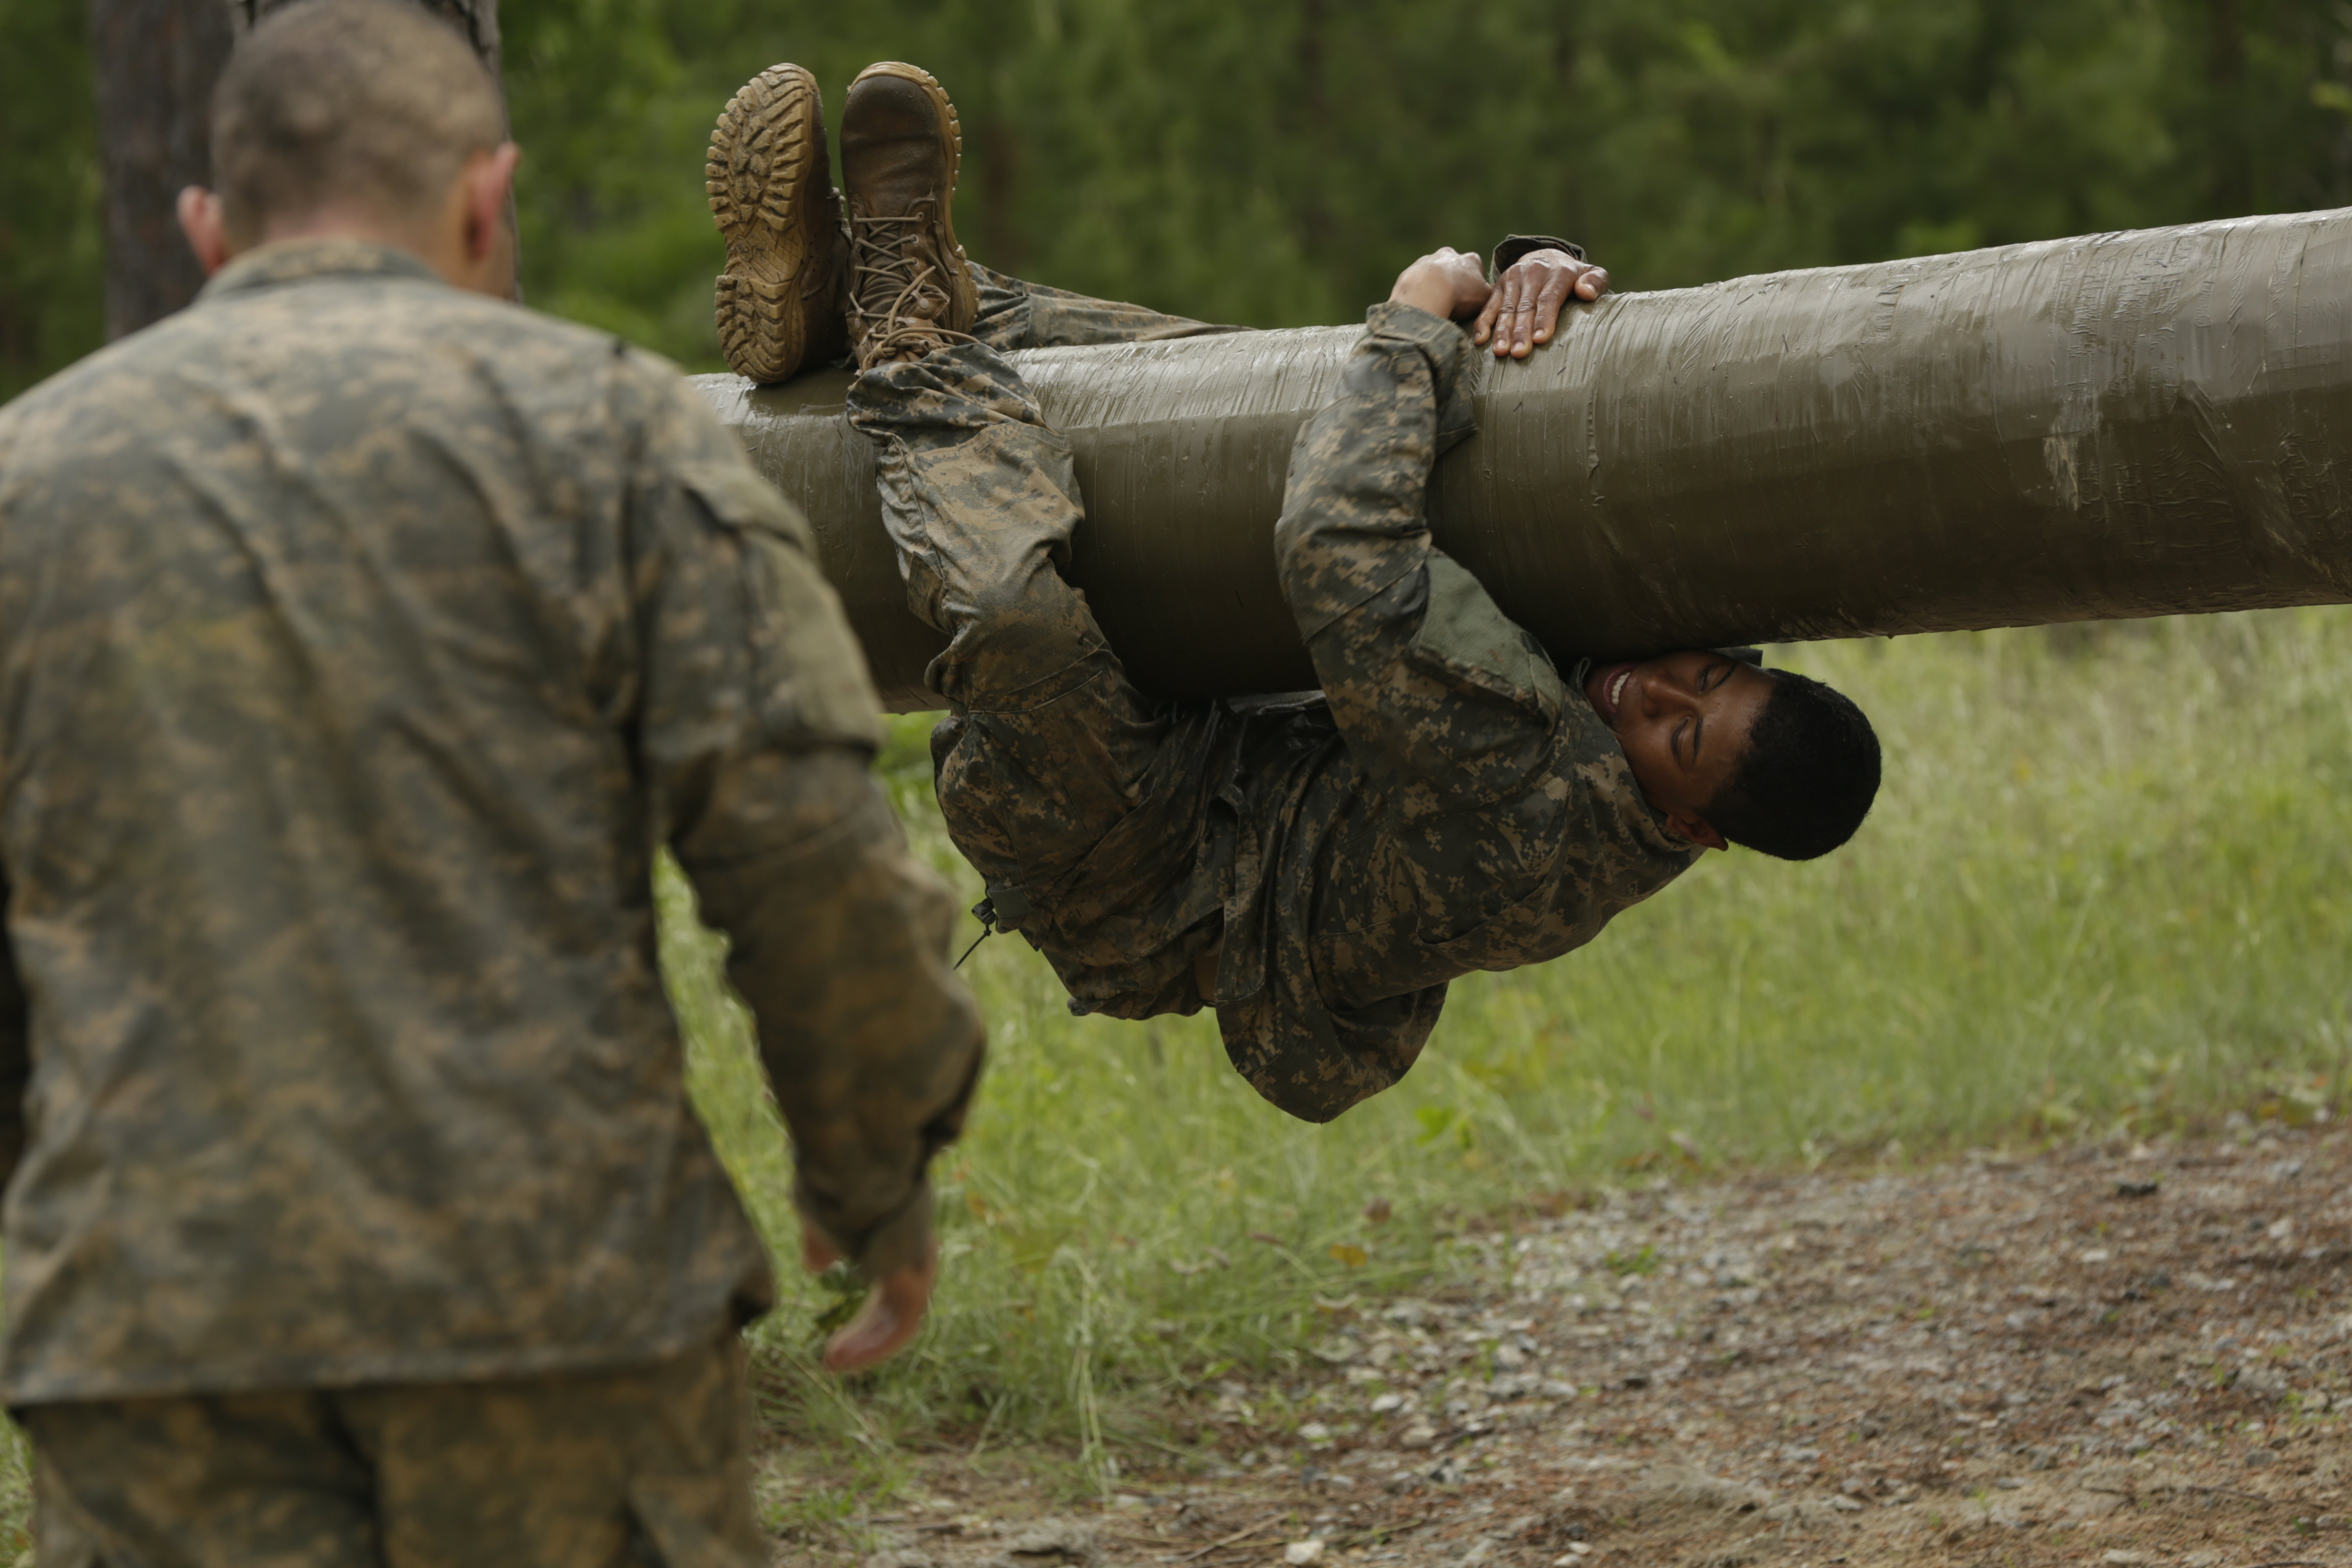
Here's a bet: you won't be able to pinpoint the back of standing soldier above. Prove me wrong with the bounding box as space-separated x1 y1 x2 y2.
0 3 984 1562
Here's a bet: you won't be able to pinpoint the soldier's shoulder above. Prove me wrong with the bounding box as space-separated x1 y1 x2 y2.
431 294 708 427
0 311 214 454
374 286 674 378
0 287 694 470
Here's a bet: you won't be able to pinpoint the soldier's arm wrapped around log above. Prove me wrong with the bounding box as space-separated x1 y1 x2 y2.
629 377 984 1281
1275 301 1568 808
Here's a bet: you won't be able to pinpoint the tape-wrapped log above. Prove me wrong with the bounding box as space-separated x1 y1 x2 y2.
693 208 2352 714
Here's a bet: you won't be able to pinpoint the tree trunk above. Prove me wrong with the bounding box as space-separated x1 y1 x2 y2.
89 0 234 339
2207 0 2252 216
89 0 508 341
695 207 2352 713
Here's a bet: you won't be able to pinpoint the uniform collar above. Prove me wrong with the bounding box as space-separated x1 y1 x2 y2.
198 238 444 302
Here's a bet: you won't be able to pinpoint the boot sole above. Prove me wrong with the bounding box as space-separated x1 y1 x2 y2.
846 60 978 334
707 63 834 383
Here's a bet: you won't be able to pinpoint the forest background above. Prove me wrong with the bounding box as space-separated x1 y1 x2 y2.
8 0 2352 1480
12 0 2352 388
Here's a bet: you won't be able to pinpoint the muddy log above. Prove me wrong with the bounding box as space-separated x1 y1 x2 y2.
693 209 2352 713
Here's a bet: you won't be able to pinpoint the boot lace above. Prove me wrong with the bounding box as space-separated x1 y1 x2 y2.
849 203 976 368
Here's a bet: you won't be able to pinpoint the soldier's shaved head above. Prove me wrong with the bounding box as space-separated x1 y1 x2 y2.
210 0 505 247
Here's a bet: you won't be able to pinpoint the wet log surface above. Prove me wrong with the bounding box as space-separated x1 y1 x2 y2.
700 208 2352 712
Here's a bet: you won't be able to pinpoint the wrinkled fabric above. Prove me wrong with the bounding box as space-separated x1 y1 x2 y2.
847 274 1244 1023
1236 301 1702 1114
0 238 984 1405
26 1327 764 1568
969 262 1232 351
847 269 1697 1123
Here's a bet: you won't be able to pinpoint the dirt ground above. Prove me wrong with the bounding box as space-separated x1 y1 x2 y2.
773 1122 2352 1568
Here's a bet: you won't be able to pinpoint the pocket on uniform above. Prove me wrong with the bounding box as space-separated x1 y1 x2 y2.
680 459 817 552
1408 869 1566 960
679 459 882 750
1404 552 1564 719
1336 553 1564 806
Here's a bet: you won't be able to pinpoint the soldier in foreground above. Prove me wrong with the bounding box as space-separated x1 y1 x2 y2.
0 5 984 1563
711 64 1879 1123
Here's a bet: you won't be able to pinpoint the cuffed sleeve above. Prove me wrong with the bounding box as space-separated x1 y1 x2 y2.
1489 234 1587 276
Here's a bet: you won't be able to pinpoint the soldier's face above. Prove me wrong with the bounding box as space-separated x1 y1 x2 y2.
1581 651 1772 850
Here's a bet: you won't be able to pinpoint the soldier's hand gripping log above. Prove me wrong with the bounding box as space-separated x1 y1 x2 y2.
695 208 2352 713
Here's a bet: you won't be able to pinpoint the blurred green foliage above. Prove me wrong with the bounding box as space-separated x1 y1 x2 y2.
11 0 2352 396
668 609 2352 1454
0 0 103 401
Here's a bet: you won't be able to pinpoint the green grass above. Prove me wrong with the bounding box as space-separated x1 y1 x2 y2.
666 606 2352 1468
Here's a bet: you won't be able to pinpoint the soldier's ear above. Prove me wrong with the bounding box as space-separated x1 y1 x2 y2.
450 144 521 299
1665 808 1728 852
177 187 233 277
460 145 521 260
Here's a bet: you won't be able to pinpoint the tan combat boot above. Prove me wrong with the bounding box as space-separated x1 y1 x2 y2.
706 63 850 384
838 62 980 368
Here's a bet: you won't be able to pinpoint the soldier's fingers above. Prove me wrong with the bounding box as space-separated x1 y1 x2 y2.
823 1261 935 1372
800 1227 842 1274
1530 270 1575 345
1576 265 1612 301
1492 272 1523 356
822 1294 911 1372
1510 274 1541 358
1446 250 1490 318
1471 287 1503 345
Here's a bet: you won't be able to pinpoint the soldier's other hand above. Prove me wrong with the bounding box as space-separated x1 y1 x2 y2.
800 1225 939 1373
1389 247 1492 323
1473 251 1610 359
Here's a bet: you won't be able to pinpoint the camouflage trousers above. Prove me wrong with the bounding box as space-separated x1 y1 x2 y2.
847 269 1249 1019
21 1327 764 1568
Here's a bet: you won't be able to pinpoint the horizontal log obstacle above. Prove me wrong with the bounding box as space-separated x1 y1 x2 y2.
695 209 2352 713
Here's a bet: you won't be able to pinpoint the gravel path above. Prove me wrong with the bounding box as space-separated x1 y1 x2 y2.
784 1122 2352 1568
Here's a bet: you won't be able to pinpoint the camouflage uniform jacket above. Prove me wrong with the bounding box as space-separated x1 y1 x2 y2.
0 241 982 1404
1207 302 1702 1118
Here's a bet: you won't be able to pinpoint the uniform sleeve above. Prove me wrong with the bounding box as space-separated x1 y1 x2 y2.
0 872 27 1189
1273 302 1569 810
628 374 985 1281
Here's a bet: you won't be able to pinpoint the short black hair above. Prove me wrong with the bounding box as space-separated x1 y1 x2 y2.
1704 670 1880 860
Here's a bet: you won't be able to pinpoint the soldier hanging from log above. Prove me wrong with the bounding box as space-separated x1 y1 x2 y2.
708 62 1883 1123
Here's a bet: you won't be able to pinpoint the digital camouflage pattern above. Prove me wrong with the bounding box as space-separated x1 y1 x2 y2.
850 261 1696 1123
1250 300 1702 1111
26 1327 763 1568
847 266 1242 1027
967 262 1234 351
0 238 983 1405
